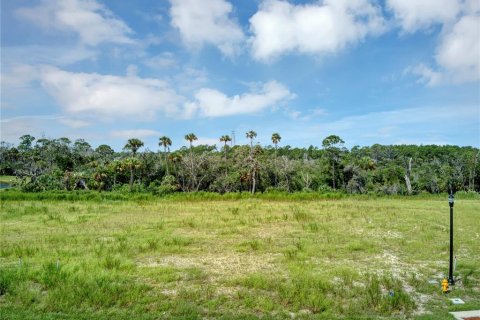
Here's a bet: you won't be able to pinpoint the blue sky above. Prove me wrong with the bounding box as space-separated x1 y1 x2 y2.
1 0 479 151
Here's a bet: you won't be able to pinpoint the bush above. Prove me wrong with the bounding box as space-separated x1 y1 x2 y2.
148 175 178 196
21 174 64 192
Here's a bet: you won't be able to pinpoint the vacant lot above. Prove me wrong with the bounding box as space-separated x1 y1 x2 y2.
1 196 479 319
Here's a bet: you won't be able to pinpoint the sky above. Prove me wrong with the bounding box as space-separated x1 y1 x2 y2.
1 0 479 151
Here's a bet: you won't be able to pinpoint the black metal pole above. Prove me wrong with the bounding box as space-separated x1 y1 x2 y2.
448 193 455 285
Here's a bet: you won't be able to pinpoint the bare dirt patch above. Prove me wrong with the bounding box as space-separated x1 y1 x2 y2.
138 251 284 280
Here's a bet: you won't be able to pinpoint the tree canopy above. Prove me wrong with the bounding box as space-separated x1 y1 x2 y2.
1 134 478 195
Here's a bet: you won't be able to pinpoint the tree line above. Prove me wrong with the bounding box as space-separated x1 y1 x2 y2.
1 133 478 195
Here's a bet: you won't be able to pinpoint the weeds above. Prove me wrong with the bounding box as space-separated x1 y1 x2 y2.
364 274 416 314
0 197 478 319
284 246 299 260
103 255 122 270
246 239 260 251
292 207 310 221
307 222 319 232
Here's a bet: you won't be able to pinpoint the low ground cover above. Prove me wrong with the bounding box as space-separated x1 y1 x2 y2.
0 195 479 319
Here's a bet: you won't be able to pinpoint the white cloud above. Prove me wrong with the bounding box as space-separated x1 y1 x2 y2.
3 65 293 121
185 81 295 118
38 66 183 120
144 52 177 69
173 67 209 94
386 0 460 32
405 13 479 85
169 0 245 56
249 0 386 61
436 15 480 83
407 64 443 86
391 0 480 85
463 0 480 15
16 0 134 46
1 45 97 68
110 129 161 139
1 64 40 88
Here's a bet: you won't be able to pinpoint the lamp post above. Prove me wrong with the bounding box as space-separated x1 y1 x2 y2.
448 192 455 285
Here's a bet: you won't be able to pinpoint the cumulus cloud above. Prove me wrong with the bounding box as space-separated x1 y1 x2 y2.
397 1 480 85
184 81 295 118
386 0 460 32
38 66 183 120
16 0 134 46
249 0 386 61
3 64 294 121
169 0 245 56
463 0 480 15
435 15 480 83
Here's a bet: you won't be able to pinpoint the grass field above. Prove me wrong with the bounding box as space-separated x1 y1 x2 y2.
1 195 479 319
0 176 16 185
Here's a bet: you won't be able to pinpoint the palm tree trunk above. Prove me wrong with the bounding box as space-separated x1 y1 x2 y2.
274 145 277 187
404 157 413 195
129 167 134 192
332 161 336 190
164 147 169 175
251 170 256 194
189 142 196 191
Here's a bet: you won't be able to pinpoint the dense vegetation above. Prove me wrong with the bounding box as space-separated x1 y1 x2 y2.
1 133 478 195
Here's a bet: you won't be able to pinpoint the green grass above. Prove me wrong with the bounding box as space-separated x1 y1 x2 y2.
0 176 16 184
0 196 479 319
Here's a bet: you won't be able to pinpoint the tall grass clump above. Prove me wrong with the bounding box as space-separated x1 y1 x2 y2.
364 274 415 315
278 274 332 313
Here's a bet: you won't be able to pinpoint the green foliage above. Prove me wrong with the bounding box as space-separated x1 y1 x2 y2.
364 274 415 315
2 135 479 195
0 268 16 295
20 172 64 192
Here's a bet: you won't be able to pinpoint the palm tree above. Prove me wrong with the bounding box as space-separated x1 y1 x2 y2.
185 133 198 153
169 152 182 173
123 138 144 192
271 133 281 187
159 136 172 175
322 135 345 190
219 135 232 160
123 138 144 158
246 130 257 155
122 157 141 192
168 151 183 187
184 133 198 190
108 160 123 188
